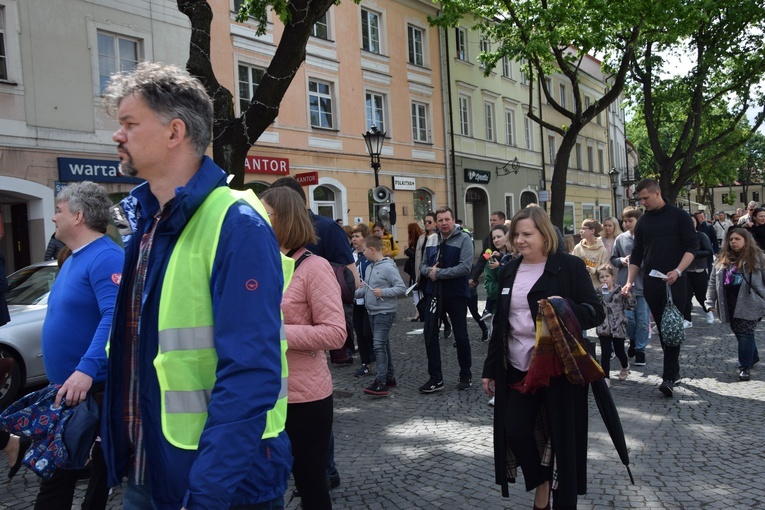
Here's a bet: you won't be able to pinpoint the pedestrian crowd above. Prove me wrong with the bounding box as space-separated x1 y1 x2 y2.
0 62 761 510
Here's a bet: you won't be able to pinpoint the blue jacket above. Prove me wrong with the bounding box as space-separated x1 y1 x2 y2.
101 157 290 510
419 226 473 299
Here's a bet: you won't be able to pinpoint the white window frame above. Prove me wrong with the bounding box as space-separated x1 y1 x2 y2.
88 21 151 97
411 101 429 143
587 145 595 172
0 5 7 82
96 31 141 95
458 95 471 136
504 193 515 220
407 24 425 67
548 134 557 164
484 102 495 142
365 91 387 132
308 78 335 129
559 83 567 109
598 148 605 174
312 12 330 39
361 8 382 54
505 108 516 146
563 202 576 235
479 38 490 68
524 116 532 150
238 63 266 115
455 27 468 61
544 77 552 103
502 57 512 79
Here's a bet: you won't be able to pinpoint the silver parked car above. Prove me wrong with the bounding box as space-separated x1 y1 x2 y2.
0 261 58 408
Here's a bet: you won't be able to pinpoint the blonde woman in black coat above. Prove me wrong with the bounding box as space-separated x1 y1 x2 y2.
482 207 604 510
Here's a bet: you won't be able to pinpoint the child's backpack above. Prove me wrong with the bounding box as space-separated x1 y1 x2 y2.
293 251 355 305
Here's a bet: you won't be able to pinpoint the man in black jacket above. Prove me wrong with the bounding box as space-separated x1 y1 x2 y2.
624 179 697 397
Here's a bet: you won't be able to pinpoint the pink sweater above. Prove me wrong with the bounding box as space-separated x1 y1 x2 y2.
282 248 347 403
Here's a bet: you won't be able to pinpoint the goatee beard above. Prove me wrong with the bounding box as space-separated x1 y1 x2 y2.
120 160 138 177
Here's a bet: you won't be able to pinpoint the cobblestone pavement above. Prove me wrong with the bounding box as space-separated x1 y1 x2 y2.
1 293 763 509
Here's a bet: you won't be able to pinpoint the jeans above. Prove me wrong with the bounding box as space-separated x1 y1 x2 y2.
734 331 760 369
369 312 396 383
123 475 285 510
625 295 650 352
643 277 685 381
424 296 472 381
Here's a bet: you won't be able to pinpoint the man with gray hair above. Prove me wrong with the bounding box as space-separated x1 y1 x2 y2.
738 201 759 225
35 181 123 510
101 62 290 510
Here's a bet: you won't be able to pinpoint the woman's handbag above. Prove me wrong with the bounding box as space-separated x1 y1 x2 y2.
660 283 685 347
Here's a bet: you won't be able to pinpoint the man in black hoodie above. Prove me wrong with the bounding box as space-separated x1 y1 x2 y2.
623 179 696 397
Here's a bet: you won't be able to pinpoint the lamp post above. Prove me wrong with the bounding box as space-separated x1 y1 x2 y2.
685 181 693 214
608 168 619 216
362 125 387 188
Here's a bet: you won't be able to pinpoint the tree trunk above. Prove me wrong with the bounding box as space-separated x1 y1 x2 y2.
548 128 579 230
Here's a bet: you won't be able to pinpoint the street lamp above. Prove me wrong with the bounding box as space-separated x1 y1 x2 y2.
685 181 693 214
609 168 619 216
362 125 387 188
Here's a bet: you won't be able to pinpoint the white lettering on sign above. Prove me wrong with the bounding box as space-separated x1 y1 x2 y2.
244 156 290 174
467 170 490 183
68 164 120 178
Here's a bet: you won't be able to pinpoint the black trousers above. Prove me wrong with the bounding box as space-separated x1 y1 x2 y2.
598 335 628 375
353 303 374 365
643 276 683 381
285 395 334 510
683 270 710 320
33 440 109 510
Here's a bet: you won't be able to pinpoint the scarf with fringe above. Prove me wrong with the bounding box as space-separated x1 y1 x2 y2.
513 297 604 393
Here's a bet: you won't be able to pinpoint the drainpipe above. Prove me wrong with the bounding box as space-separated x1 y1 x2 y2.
440 21 458 217
537 74 547 211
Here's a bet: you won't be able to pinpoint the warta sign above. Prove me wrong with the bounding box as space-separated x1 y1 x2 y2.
57 157 143 184
244 155 290 175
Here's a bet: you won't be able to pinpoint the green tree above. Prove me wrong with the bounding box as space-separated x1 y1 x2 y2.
737 132 765 204
178 0 341 189
431 0 659 228
628 0 765 202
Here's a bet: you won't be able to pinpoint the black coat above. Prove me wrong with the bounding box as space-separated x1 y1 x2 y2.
482 250 604 503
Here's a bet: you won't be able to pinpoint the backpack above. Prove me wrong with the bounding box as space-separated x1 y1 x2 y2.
291 250 355 305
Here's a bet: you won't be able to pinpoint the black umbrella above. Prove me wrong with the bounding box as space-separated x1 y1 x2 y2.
591 378 635 484
421 280 442 345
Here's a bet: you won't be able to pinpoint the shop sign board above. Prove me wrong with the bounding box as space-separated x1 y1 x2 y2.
57 157 143 184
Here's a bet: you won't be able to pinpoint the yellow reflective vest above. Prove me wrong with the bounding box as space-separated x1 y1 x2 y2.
155 187 291 450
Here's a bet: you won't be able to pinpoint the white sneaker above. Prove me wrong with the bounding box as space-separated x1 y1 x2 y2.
488 396 495 406
605 378 611 388
683 320 693 329
618 364 630 381
706 311 714 324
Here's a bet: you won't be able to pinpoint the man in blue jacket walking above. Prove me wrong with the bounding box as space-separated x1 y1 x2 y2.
101 62 290 510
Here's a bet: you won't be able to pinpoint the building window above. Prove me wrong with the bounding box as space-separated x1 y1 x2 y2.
97 32 139 94
548 135 556 164
479 38 490 68
407 25 424 66
361 9 381 54
521 67 529 85
524 117 532 150
0 7 6 81
505 194 515 219
309 79 334 129
414 189 434 221
575 143 582 170
312 12 329 39
505 109 516 146
502 57 512 79
544 77 552 102
484 102 495 142
587 146 594 172
365 92 386 132
583 204 595 221
313 185 337 219
585 95 591 110
238 63 265 114
563 203 575 235
458 95 471 136
411 102 429 143
455 27 467 61
559 83 567 109
598 148 605 173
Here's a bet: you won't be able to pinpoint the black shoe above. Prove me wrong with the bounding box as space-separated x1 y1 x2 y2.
443 324 452 339
659 379 674 397
458 377 472 390
329 473 340 489
363 380 390 396
385 377 397 388
739 368 751 381
634 351 646 366
627 343 636 358
481 329 489 341
8 436 31 480
419 378 444 393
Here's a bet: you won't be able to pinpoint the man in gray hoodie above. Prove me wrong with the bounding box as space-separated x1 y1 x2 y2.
357 235 406 396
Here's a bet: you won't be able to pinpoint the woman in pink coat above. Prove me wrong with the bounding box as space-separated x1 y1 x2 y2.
261 187 347 510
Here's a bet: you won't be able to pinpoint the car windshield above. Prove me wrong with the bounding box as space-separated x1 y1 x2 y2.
5 265 59 305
